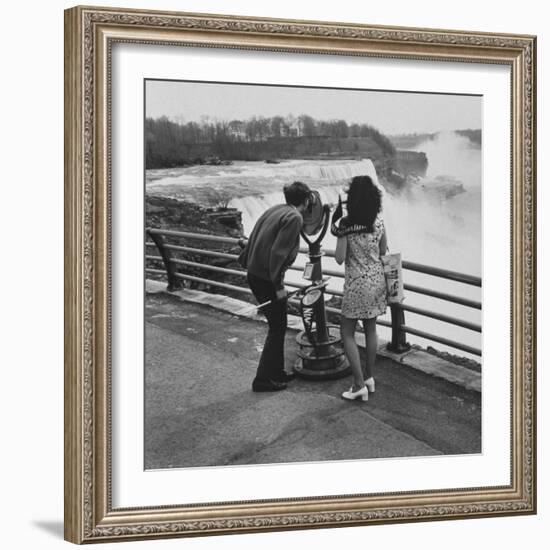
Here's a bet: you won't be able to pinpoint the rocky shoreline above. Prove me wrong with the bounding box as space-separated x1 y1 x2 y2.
146 194 248 299
146 194 244 237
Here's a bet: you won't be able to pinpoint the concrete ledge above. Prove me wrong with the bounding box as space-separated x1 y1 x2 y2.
146 279 304 331
146 279 481 393
378 346 481 393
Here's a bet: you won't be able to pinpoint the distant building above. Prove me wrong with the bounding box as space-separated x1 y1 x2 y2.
281 119 304 138
228 120 247 140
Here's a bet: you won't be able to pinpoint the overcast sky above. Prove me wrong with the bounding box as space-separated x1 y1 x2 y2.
145 79 481 136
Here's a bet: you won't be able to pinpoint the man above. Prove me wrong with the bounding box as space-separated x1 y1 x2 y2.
238 181 311 392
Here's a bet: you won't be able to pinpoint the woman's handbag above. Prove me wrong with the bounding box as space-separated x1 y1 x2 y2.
381 252 404 303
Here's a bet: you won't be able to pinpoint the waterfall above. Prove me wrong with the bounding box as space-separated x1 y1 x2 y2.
283 159 379 182
229 159 381 235
230 187 339 236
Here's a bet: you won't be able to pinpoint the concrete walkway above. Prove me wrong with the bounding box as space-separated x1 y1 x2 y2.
145 292 481 470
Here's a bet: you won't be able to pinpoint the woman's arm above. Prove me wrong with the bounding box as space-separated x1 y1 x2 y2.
379 229 388 256
335 236 347 265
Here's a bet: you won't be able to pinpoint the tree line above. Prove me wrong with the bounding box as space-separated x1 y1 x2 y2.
145 115 396 168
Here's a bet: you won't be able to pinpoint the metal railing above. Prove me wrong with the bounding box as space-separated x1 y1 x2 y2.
146 228 482 357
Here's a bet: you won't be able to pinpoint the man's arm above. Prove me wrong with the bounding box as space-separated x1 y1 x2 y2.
269 214 302 290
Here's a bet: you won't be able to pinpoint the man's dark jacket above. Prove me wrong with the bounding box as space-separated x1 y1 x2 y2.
238 204 303 290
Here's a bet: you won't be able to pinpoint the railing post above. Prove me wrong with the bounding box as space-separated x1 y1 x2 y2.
387 304 411 353
147 230 181 291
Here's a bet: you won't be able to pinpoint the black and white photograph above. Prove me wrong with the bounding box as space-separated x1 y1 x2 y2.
144 79 482 470
2 0 544 545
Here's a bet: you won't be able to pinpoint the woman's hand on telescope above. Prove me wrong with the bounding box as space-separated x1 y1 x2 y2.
332 195 343 224
330 195 344 237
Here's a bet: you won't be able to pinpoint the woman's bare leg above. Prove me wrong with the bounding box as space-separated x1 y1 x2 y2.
362 317 378 380
340 317 364 389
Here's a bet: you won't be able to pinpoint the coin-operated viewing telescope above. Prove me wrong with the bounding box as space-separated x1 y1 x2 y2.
294 190 350 379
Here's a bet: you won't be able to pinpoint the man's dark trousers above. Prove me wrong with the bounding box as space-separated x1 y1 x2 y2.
247 273 287 383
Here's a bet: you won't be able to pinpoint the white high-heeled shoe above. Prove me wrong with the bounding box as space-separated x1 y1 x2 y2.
342 385 369 401
365 377 375 393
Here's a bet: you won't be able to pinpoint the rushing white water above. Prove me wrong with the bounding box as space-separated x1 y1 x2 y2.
148 158 378 187
229 159 380 234
146 135 482 360
229 139 481 280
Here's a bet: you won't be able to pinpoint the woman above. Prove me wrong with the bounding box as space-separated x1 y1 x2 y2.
332 175 388 402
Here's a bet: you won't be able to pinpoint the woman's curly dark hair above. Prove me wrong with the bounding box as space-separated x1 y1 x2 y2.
342 175 382 232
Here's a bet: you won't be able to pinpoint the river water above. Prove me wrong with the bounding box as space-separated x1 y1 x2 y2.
146 132 482 360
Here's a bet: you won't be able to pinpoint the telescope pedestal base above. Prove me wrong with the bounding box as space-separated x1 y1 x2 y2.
293 327 351 380
293 355 350 380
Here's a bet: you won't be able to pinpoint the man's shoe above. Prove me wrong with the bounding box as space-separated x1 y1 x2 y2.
274 371 296 383
252 379 287 392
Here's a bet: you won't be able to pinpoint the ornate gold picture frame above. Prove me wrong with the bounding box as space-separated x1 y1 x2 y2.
64 5 536 544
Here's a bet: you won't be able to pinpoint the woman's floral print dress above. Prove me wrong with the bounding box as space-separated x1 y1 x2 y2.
341 214 388 319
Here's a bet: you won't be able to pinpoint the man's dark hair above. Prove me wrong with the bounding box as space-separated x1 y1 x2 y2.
344 175 382 232
283 181 311 207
